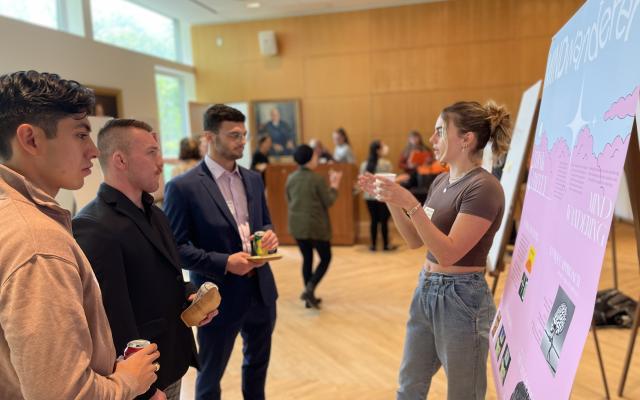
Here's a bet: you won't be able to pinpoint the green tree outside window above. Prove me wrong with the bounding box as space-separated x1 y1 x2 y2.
155 73 187 180
91 0 178 61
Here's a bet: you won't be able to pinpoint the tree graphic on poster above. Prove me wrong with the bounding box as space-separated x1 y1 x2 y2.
545 302 568 372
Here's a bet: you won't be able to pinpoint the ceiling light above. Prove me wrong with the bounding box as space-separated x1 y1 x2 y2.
246 2 261 8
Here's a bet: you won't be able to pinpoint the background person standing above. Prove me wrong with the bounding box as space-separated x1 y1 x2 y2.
360 140 397 251
332 127 355 164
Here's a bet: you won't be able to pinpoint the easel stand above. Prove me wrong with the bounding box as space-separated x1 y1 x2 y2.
619 300 640 396
591 320 611 399
618 125 640 397
490 100 541 296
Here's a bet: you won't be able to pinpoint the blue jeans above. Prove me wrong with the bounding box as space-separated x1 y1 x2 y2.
397 271 496 400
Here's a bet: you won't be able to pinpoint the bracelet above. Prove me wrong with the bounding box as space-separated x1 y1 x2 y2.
405 203 422 217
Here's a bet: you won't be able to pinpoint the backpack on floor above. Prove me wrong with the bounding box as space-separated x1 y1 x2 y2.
593 288 637 328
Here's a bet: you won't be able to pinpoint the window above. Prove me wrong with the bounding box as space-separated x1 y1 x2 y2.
91 0 179 61
0 0 58 29
155 72 188 179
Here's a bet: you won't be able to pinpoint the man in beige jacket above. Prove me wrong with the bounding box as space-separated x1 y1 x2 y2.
0 70 160 399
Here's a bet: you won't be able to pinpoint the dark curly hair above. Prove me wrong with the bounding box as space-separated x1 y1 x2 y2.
0 71 95 161
203 104 245 133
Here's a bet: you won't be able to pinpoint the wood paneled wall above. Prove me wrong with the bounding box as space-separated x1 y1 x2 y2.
192 0 584 166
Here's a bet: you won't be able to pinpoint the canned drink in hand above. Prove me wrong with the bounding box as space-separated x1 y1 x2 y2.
123 339 150 359
251 231 266 256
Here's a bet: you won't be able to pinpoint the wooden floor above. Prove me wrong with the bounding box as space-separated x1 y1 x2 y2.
180 221 640 399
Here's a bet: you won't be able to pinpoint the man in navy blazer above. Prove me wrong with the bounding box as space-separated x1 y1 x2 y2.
164 104 279 400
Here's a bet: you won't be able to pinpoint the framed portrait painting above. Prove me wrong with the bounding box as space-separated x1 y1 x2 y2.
252 99 301 160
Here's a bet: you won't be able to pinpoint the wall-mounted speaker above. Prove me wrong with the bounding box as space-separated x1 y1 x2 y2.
258 30 278 56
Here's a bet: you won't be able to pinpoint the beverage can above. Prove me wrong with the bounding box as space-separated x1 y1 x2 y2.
123 339 150 359
252 231 266 256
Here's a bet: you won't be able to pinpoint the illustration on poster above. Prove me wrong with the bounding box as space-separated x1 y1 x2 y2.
545 303 568 372
540 286 576 376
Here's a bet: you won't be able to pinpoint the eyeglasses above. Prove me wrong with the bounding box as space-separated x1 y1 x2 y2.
222 131 249 141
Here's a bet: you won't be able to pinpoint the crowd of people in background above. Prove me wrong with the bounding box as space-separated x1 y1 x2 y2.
169 122 445 215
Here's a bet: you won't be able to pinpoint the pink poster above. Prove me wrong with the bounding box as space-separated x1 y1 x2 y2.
490 1 640 399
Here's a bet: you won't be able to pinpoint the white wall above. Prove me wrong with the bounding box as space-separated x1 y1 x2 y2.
0 14 194 132
1 15 196 208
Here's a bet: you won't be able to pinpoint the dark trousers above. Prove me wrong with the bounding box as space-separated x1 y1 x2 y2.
366 199 391 248
295 239 332 290
195 280 276 400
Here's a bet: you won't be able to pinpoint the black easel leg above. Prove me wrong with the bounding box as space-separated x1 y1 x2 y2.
592 320 610 400
618 294 640 397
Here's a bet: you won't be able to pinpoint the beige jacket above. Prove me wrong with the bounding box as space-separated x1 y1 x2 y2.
0 165 137 399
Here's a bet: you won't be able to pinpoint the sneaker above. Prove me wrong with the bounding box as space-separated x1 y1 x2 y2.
383 244 398 251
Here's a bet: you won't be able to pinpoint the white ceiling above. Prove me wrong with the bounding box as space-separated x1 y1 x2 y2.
135 0 445 25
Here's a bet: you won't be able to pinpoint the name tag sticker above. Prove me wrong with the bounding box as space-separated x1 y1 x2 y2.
424 206 435 219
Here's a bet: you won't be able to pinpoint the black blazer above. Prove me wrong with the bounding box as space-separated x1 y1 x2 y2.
73 184 198 396
163 161 278 324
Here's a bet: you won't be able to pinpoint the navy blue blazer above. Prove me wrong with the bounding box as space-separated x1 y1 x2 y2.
163 161 278 321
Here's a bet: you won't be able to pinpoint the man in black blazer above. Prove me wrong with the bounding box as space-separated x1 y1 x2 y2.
164 104 279 400
73 119 215 400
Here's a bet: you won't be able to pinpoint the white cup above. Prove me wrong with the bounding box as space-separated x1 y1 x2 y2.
375 173 397 185
374 173 396 200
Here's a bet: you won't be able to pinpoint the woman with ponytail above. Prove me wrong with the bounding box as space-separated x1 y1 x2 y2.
360 140 397 251
332 127 356 164
359 101 512 399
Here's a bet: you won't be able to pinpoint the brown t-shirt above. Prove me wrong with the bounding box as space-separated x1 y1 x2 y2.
424 167 504 266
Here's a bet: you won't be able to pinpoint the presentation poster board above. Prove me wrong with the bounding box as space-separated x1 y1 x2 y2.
486 80 542 272
490 1 640 398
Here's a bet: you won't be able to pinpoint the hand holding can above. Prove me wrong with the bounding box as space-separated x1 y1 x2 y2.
124 339 151 359
115 341 160 397
124 340 159 372
254 230 279 255
251 231 267 256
